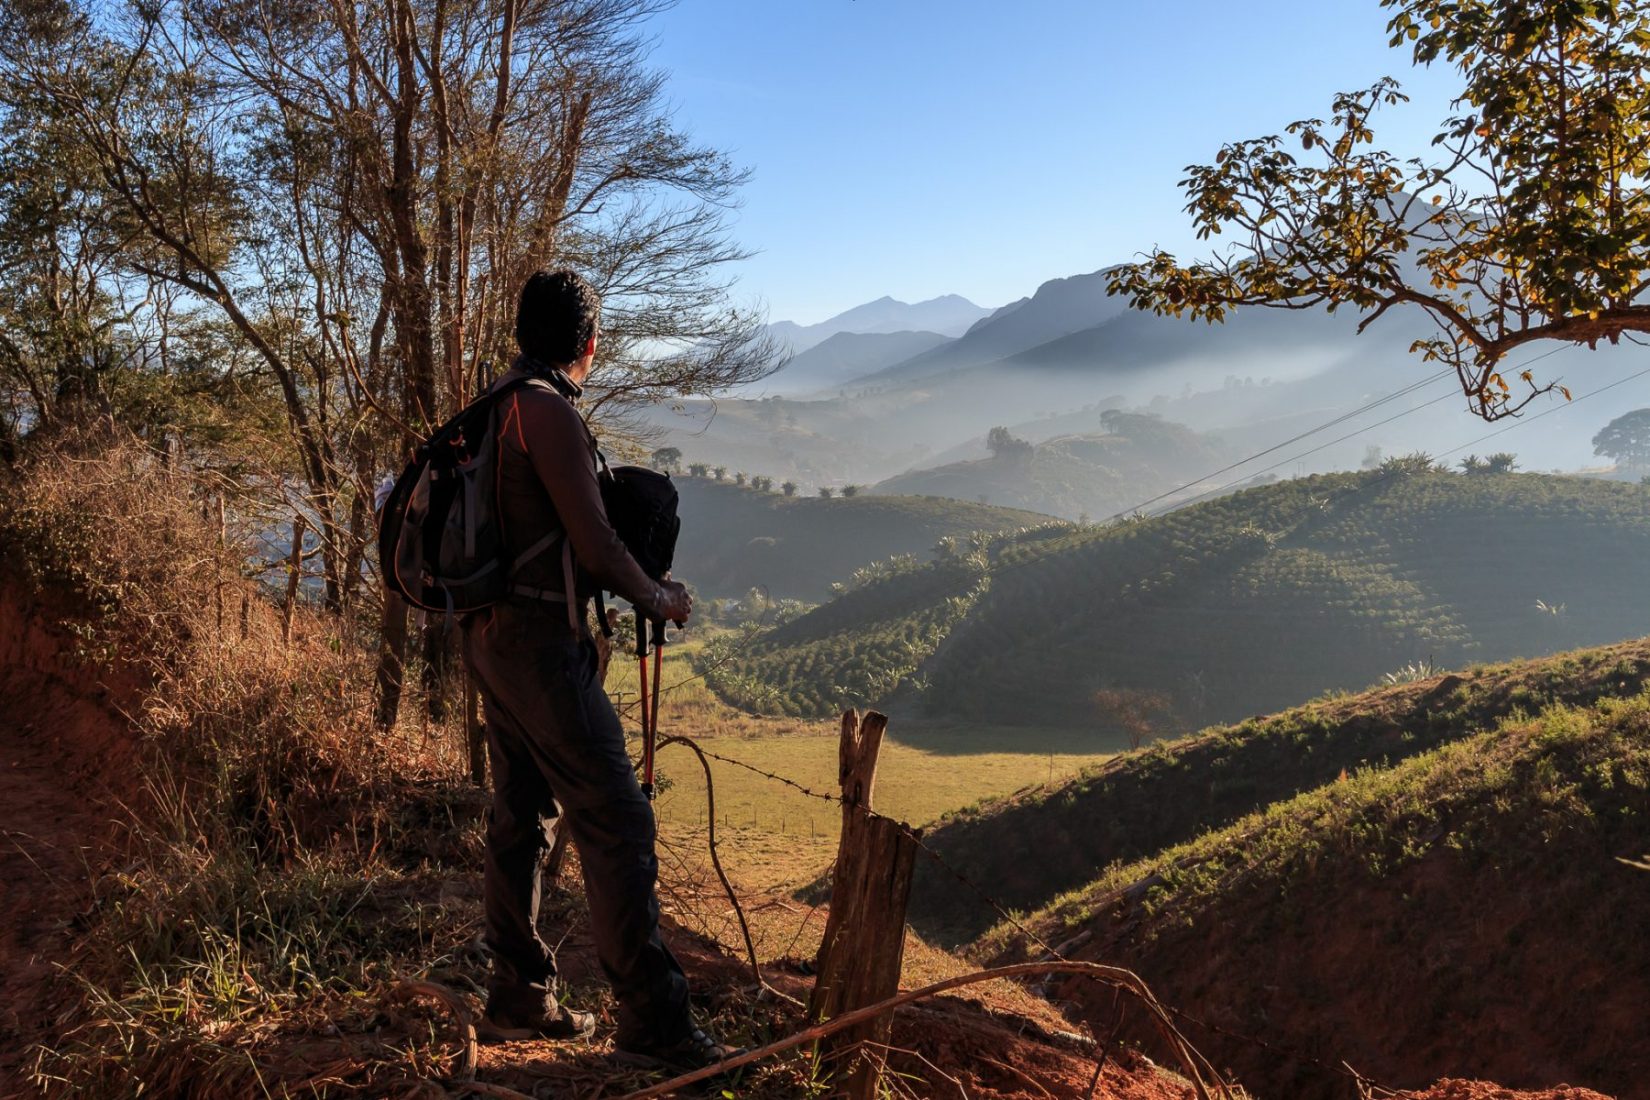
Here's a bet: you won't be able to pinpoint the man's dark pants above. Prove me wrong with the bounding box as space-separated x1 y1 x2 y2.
463 600 690 1045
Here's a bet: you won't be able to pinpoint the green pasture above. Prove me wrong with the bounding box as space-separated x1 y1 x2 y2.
606 637 1114 892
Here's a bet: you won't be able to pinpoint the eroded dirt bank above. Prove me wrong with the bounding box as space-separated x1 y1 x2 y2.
0 581 143 1089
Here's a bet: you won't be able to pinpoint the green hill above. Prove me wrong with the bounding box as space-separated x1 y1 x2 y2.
672 476 1053 601
873 413 1231 521
702 551 992 717
908 638 1650 944
715 466 1650 728
978 666 1650 1099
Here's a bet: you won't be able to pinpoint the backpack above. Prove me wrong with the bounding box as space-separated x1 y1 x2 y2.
378 376 541 615
379 375 681 626
599 459 680 582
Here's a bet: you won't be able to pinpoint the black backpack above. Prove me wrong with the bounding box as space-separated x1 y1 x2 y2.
599 459 680 583
379 375 679 623
379 376 545 615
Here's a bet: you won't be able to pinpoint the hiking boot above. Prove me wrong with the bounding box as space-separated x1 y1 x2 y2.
477 999 597 1043
614 1025 746 1076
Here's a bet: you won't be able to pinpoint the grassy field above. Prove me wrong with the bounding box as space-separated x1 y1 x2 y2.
605 634 1114 894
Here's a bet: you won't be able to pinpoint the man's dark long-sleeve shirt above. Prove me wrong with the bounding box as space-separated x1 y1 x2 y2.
491 368 661 619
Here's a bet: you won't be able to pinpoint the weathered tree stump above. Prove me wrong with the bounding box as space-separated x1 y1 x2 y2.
810 709 921 1099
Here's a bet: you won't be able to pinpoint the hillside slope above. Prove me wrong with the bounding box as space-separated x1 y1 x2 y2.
908 639 1650 944
874 413 1230 520
711 468 1650 730
982 685 1650 1099
0 438 1191 1100
673 476 1053 601
922 468 1650 726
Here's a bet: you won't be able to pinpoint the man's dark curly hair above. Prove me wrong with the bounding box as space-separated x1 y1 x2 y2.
515 269 601 366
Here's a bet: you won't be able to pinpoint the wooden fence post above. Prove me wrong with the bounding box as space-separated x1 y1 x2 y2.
809 709 921 1099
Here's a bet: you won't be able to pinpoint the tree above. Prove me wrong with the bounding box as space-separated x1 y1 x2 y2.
0 0 777 725
651 447 683 472
818 486 834 498
985 425 1033 461
712 465 727 481
1593 409 1650 470
781 480 797 496
688 463 709 478
841 484 859 497
1107 0 1650 420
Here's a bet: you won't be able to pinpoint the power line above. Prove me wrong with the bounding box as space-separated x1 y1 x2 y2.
1146 387 1461 517
1104 345 1571 523
1104 367 1456 521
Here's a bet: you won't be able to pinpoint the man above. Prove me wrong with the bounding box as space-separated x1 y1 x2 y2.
462 269 737 1073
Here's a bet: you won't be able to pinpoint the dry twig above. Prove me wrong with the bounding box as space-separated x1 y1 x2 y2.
607 961 1226 1100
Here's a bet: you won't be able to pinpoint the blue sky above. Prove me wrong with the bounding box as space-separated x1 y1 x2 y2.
646 1 1465 325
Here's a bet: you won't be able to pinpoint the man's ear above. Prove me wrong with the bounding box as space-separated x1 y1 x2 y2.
584 333 598 359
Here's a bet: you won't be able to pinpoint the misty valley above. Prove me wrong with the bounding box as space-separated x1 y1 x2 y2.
6 2 1650 1099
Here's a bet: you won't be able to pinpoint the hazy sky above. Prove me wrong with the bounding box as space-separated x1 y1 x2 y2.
647 1 1465 325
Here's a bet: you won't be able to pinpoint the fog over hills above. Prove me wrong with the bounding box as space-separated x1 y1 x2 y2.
646 263 1650 508
752 329 951 396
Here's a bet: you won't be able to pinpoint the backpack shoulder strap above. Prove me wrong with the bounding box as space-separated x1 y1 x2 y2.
495 374 593 636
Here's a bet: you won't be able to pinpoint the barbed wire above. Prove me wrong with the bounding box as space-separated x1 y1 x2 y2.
661 732 1427 1096
670 742 1070 960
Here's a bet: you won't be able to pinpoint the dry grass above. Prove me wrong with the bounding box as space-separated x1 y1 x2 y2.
1 436 495 1097
0 435 1122 1099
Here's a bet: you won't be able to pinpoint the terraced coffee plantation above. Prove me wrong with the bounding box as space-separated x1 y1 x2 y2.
701 551 992 718
703 468 1650 729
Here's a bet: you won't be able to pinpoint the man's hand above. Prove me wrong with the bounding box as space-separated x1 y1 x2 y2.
655 578 692 625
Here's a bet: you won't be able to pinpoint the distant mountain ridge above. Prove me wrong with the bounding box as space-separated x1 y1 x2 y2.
766 294 991 354
759 329 951 395
845 269 1133 387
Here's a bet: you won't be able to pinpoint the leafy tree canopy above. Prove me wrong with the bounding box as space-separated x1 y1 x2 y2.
985 425 1033 460
1592 407 1650 467
1108 0 1650 419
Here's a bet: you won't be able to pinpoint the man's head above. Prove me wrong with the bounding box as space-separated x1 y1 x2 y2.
516 269 600 383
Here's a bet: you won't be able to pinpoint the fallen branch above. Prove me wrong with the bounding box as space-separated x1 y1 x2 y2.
387 980 478 1083
607 961 1228 1100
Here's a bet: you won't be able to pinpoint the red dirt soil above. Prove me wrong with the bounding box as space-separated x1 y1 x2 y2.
1405 1083 1614 1100
468 933 1196 1100
0 581 146 1093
